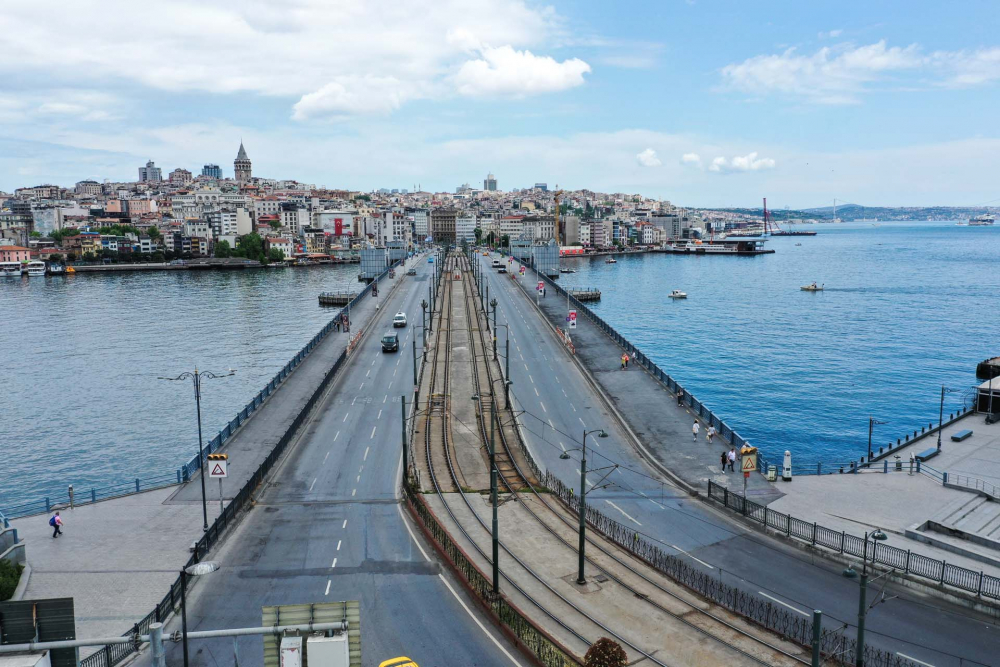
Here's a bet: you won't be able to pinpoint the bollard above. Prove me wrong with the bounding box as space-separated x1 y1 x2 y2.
136 478 141 492
895 455 902 471
68 485 74 509
45 497 51 513
91 488 96 503
943 472 948 484
883 460 888 473
782 451 792 481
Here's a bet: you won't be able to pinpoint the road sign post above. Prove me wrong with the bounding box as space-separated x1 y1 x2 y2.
568 309 577 329
207 454 228 514
740 445 758 504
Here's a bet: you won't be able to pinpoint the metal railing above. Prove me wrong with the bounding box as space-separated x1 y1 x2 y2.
404 484 578 667
707 481 1000 602
946 472 1000 500
78 261 401 667
1 261 401 522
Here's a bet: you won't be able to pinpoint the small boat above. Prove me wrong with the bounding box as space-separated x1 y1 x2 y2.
0 261 21 277
795 243 802 246
48 264 65 275
668 290 687 299
26 260 47 276
560 268 577 274
800 283 824 291
605 258 617 264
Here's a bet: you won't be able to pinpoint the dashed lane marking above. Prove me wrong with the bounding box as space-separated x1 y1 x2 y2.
309 478 317 492
370 425 377 439
758 592 807 617
605 500 642 526
364 446 370 461
323 452 330 464
342 519 348 529
324 580 331 596
343 413 349 423
332 558 338 568
671 544 714 569
377 409 382 420
540 401 546 413
337 540 342 551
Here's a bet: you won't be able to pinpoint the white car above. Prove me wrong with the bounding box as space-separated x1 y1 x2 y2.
393 312 407 328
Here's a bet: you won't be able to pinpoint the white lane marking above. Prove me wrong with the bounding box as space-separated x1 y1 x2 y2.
437 573 524 667
555 376 560 384
605 500 642 526
366 370 370 377
579 417 586 427
758 592 808 617
383 394 388 403
344 412 350 422
356 475 361 482
529 375 534 384
377 409 382 420
324 580 331 596
562 389 567 397
370 425 377 439
534 387 539 397
520 353 525 361
393 367 397 376
334 431 340 441
896 653 935 667
517 345 521 352
364 446 370 461
671 544 715 569
332 558 338 568
396 358 400 366
337 540 342 551
540 401 547 413
548 419 554 429
352 488 357 497
352 397 357 406
524 363 529 371
359 382 364 389
323 452 330 464
575 470 595 487
359 465 364 473
342 519 348 529
309 478 317 492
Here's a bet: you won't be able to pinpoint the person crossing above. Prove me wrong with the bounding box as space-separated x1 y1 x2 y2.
49 511 63 538
692 420 700 441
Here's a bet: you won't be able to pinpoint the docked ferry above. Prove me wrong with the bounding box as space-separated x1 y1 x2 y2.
659 238 774 255
968 214 995 226
25 260 47 276
1 261 21 277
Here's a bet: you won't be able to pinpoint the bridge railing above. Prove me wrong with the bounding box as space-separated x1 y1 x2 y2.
706 480 1000 602
1 261 402 523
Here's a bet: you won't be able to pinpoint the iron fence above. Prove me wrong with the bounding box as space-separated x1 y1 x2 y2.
2 261 401 523
543 473 922 667
706 480 1000 602
405 484 579 667
73 261 409 667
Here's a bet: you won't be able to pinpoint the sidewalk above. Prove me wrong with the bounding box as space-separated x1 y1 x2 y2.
507 262 781 503
10 488 203 655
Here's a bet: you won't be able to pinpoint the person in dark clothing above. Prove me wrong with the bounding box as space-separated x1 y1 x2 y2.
676 389 685 406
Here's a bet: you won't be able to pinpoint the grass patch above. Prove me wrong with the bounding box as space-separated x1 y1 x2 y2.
0 559 24 601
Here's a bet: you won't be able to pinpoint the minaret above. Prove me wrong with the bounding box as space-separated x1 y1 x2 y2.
234 141 252 185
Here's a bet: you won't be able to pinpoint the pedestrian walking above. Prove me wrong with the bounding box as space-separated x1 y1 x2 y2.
620 353 627 370
720 451 728 473
624 353 630 368
706 425 716 444
49 511 63 538
727 448 737 472
692 421 700 441
676 389 684 406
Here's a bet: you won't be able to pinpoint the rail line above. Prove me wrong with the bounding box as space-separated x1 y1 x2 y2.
462 251 809 666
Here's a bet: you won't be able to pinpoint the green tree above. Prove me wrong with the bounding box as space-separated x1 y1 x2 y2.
500 234 510 248
82 251 96 262
147 225 161 240
268 220 282 232
0 560 23 601
30 230 42 238
66 252 77 262
215 239 232 258
49 253 63 263
235 232 265 263
151 251 165 262
268 247 285 263
474 227 483 244
355 194 372 202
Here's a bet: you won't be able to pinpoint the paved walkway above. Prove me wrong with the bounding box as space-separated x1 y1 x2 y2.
507 262 781 503
10 488 204 654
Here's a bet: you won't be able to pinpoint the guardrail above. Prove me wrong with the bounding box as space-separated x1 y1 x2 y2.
1 260 401 523
707 480 1000 602
76 260 401 667
542 473 920 667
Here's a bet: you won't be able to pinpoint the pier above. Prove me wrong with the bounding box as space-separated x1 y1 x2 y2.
567 287 601 301
317 291 357 306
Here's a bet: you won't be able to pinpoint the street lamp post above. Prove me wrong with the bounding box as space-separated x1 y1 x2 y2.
866 416 887 464
180 561 220 667
842 528 886 667
937 385 957 451
160 369 236 531
564 428 608 584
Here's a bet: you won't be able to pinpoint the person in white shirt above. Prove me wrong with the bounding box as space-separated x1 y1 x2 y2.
692 421 700 441
706 425 717 444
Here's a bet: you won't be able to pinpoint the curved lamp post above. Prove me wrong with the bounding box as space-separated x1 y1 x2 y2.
159 369 236 531
180 561 220 667
842 528 887 667
560 428 609 584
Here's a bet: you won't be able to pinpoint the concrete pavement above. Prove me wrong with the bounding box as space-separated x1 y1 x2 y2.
473 251 1000 667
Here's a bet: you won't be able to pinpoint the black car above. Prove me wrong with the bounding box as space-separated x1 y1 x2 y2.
381 331 399 352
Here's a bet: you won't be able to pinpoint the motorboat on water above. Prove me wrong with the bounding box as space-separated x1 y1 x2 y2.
660 238 774 255
605 258 617 264
1 261 21 277
800 282 824 291
560 268 577 273
26 260 47 276
668 290 687 299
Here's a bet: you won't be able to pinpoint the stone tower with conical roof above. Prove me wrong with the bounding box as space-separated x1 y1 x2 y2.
234 141 252 185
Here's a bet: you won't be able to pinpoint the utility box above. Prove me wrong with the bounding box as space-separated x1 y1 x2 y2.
307 634 350 667
782 450 793 481
280 637 303 667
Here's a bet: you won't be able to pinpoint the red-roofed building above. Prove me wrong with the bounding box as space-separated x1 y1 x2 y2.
0 245 30 263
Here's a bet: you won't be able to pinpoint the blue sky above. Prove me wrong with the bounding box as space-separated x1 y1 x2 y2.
2 0 1000 208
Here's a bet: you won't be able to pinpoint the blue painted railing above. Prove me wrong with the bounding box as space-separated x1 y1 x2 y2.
1 259 401 521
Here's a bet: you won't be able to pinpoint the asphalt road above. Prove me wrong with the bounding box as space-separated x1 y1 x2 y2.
473 251 997 667
150 255 523 667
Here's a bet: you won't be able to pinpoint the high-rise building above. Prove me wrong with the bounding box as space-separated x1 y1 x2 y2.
138 160 162 183
534 182 548 192
234 141 252 185
202 164 223 179
484 173 497 191
430 208 457 244
169 168 193 185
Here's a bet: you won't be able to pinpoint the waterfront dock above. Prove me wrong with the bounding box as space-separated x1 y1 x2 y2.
317 291 357 306
567 287 601 301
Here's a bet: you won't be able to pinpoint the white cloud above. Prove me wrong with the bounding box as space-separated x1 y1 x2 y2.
707 152 776 173
721 40 923 103
931 47 1000 87
636 148 662 167
454 45 590 97
818 29 843 39
0 0 583 120
681 152 702 167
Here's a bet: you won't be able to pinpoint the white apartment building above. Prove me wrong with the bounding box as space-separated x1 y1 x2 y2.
578 222 591 246
266 237 294 257
591 220 613 248
184 219 213 240
410 209 429 239
456 214 477 243
280 205 310 237
254 197 283 218
499 216 524 239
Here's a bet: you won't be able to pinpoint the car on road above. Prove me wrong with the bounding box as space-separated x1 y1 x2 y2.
393 312 407 327
406 267 416 275
492 259 501 268
381 331 399 352
498 266 507 273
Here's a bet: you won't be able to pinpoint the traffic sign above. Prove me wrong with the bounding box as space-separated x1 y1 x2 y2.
537 281 544 291
568 309 577 329
208 453 228 478
741 453 757 473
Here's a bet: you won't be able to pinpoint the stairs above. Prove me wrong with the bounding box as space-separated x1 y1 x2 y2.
930 493 1000 544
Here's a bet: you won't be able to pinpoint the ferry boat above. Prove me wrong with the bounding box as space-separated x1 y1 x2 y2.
668 289 687 299
25 260 47 276
660 238 774 255
1 261 21 277
968 214 995 226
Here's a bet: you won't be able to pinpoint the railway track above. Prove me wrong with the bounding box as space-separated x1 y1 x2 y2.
460 252 810 666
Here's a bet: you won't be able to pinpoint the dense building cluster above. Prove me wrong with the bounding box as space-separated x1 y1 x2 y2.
0 142 750 267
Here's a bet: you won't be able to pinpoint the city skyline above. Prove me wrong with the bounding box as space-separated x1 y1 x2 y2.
2 1 1000 207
